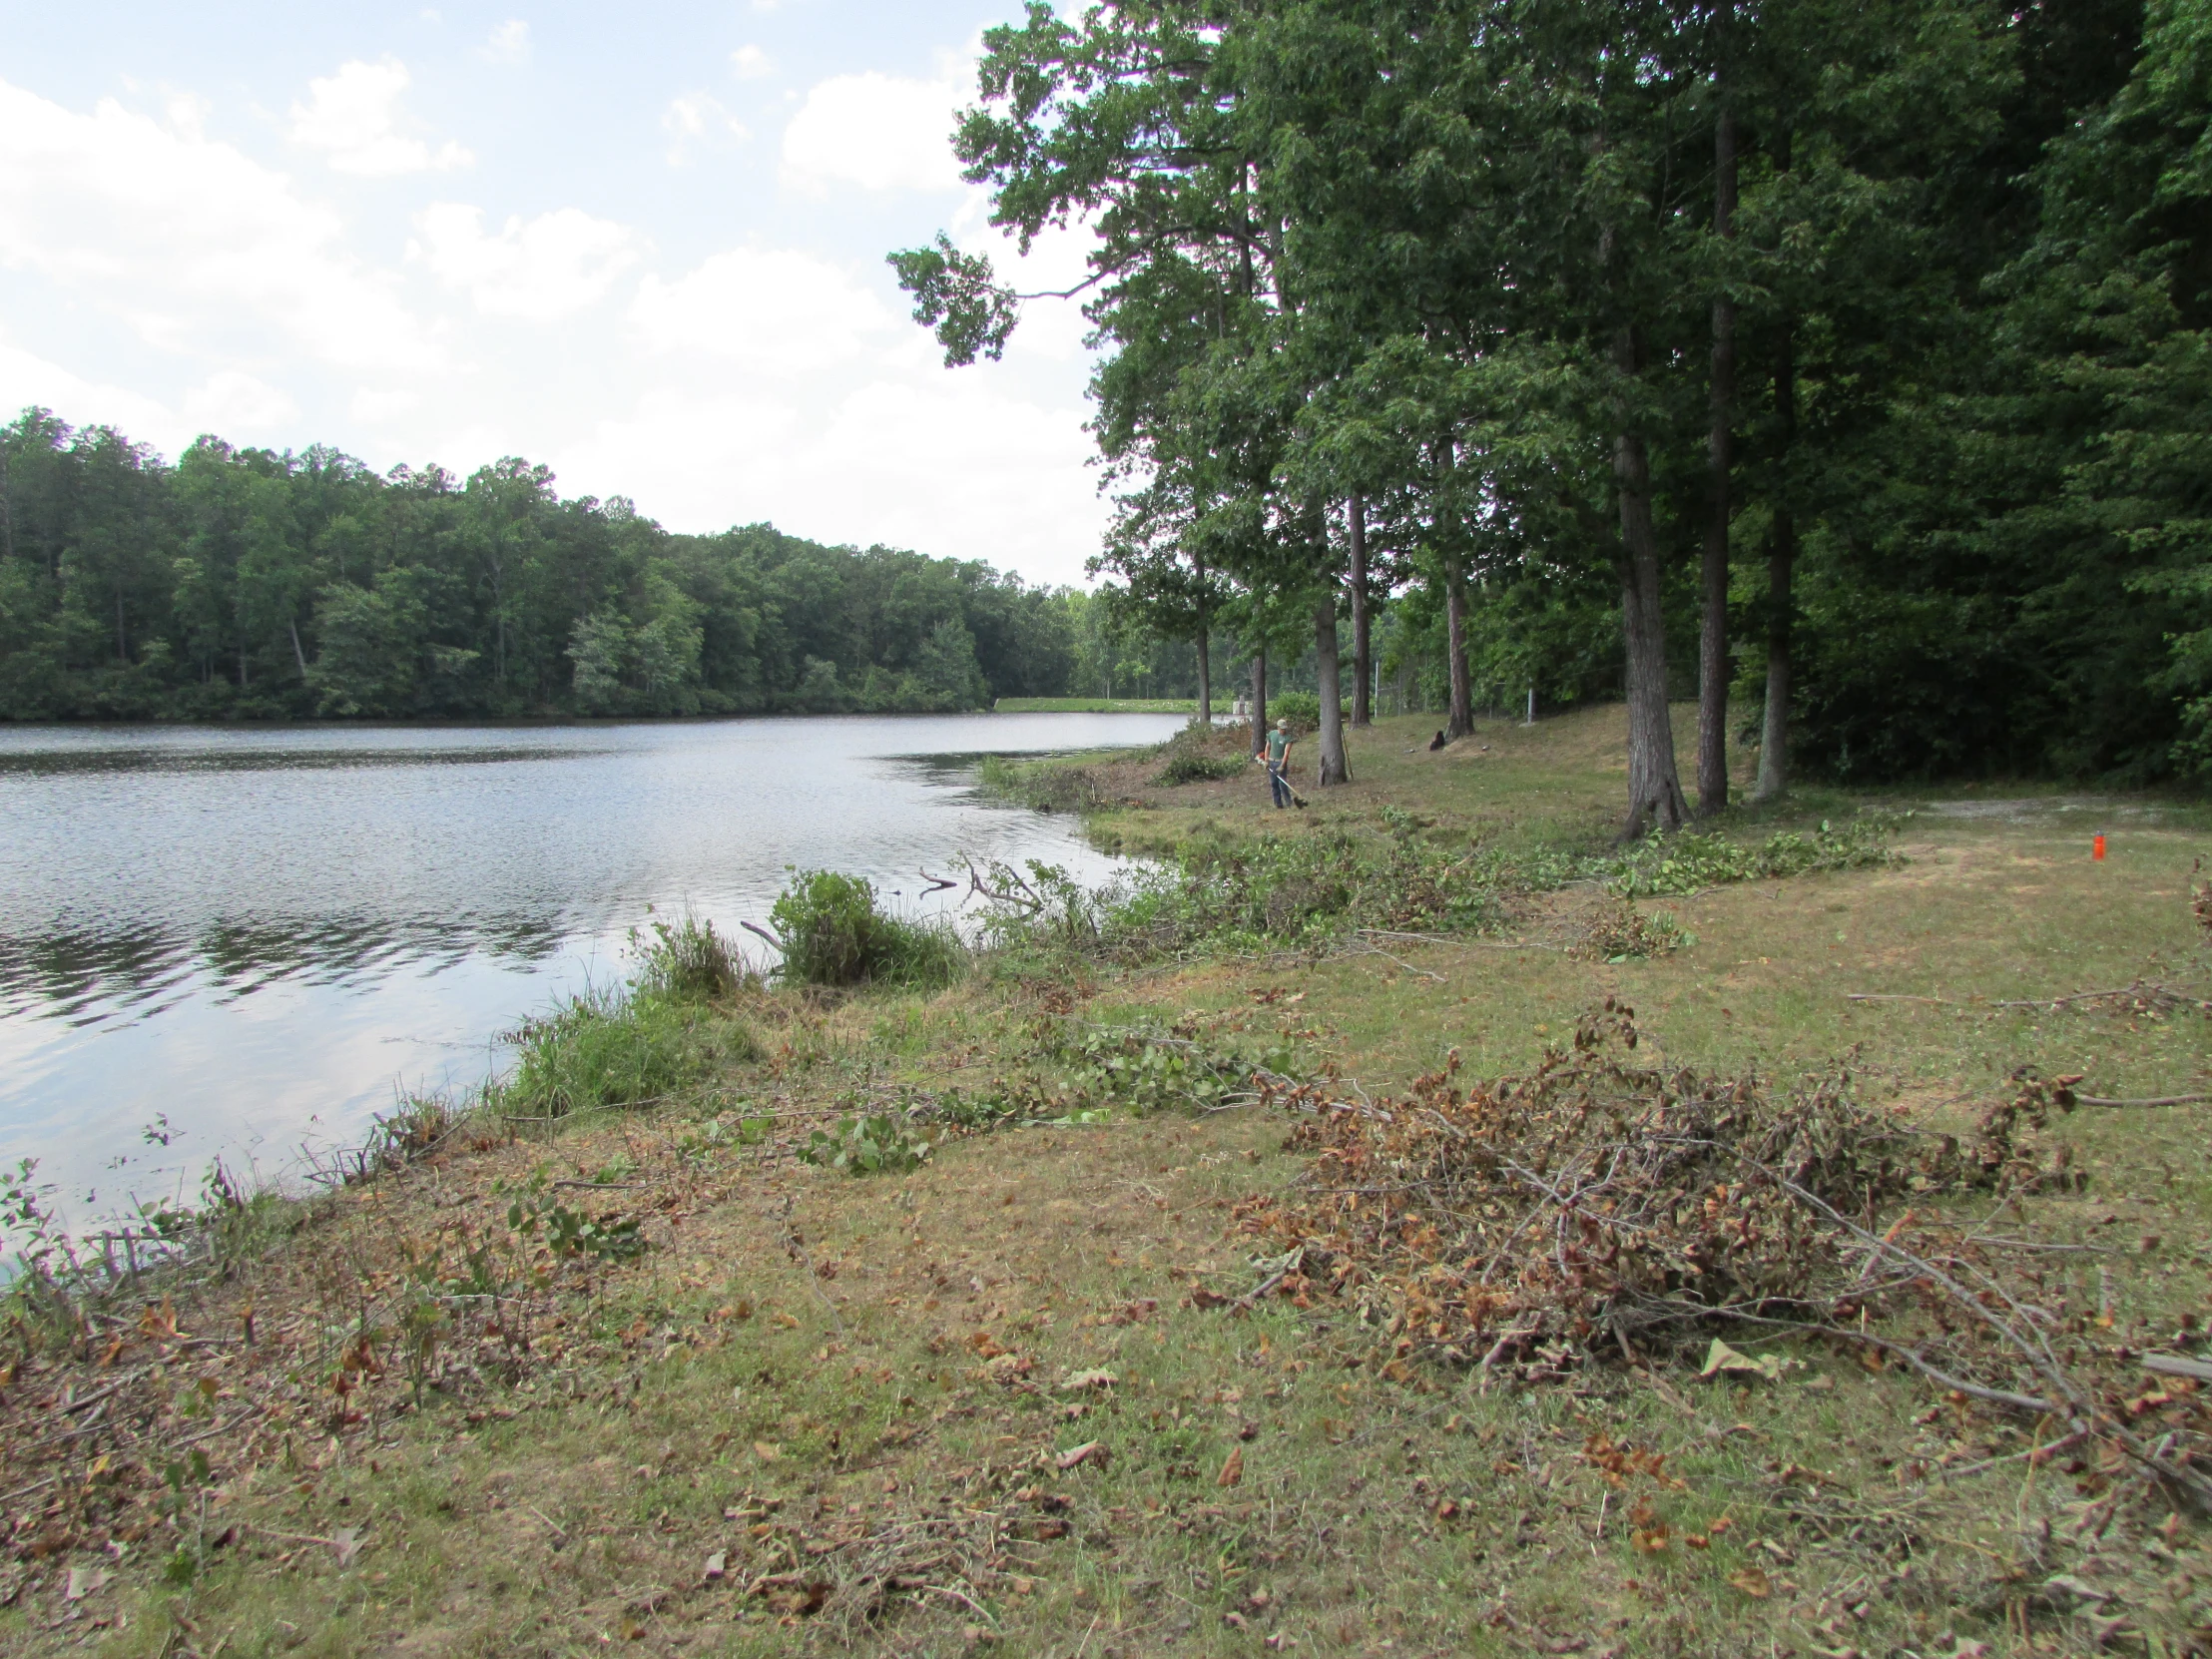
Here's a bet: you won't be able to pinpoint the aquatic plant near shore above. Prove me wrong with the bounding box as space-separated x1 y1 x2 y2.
493 986 755 1120
768 870 965 989
633 910 748 1000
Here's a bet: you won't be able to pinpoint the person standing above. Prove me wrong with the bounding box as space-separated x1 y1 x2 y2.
1260 717 1295 808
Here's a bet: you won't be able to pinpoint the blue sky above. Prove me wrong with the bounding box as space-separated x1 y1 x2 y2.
0 1 1106 584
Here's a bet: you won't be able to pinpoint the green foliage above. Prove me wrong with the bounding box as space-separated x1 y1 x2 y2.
992 696 1198 713
1155 749 1246 785
1601 815 1906 898
633 912 746 1001
975 755 1108 814
968 806 1902 962
797 1114 932 1176
498 1166 648 1262
1269 692 1320 733
1095 816 1511 955
1573 902 1697 963
0 415 1086 721
1150 721 1250 784
495 988 750 1119
370 1092 461 1168
768 870 966 989
887 0 2212 796
675 1111 775 1166
1040 1023 1272 1117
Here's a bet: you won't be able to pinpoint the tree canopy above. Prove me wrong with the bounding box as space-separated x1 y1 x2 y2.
894 0 2212 810
0 415 1091 722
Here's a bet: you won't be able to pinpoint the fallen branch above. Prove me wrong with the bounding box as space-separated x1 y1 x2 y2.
2142 1354 2212 1384
2077 1094 2212 1108
1939 1428 2091 1482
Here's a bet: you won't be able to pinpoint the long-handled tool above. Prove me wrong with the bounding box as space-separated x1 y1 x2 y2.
1256 754 1311 809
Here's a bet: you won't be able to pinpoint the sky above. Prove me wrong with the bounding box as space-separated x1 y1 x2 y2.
0 0 1110 587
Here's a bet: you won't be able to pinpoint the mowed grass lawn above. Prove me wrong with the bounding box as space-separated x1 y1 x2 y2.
16 708 2212 1659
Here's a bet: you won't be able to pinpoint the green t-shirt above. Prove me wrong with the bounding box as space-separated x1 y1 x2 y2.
1266 729 1290 763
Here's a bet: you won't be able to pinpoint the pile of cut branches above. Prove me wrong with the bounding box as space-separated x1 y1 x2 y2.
1234 1003 2211 1507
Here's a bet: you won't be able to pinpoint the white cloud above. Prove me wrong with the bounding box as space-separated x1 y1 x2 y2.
661 94 747 167
0 329 180 450
0 77 440 372
0 47 1112 589
164 93 211 142
482 20 531 64
182 369 297 433
563 370 1105 580
351 386 422 424
287 59 471 177
410 203 640 321
629 248 894 374
730 45 773 80
781 68 963 193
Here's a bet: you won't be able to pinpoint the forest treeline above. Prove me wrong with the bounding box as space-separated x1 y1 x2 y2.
894 0 2211 816
0 416 1194 721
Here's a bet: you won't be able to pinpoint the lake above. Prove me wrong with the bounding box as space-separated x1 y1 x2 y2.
0 713 1184 1225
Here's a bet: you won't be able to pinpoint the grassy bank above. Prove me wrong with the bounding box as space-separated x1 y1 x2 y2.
7 710 2212 1657
992 697 1199 714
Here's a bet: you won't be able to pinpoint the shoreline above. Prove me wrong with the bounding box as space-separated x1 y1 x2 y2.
3 709 2208 1655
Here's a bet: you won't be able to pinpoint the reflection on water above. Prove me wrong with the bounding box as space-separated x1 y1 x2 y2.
0 714 1179 1220
0 744 602 777
0 911 571 1027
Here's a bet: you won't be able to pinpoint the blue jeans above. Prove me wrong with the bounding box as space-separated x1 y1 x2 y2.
1267 762 1293 807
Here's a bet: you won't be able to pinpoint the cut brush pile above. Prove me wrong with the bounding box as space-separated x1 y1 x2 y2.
1232 1002 2212 1512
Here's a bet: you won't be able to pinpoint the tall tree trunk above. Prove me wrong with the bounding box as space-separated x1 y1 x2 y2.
1756 320 1798 802
1698 90 1738 817
1615 326 1691 839
0 433 14 563
289 618 309 681
1195 551 1212 727
1348 492 1372 728
1443 558 1473 739
1249 643 1268 756
1315 596 1350 785
491 544 507 687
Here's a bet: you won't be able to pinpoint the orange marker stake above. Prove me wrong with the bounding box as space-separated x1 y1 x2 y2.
2093 833 2107 861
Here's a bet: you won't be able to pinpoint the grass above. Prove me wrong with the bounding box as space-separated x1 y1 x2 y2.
7 706 2212 1656
495 986 753 1120
770 871 966 990
992 697 1200 713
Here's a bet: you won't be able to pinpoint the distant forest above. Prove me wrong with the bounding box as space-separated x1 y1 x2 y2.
0 412 1200 722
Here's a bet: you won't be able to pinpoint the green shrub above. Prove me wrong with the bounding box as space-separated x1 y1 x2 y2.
975 755 1107 814
499 1166 648 1261
1270 691 1322 732
769 870 966 988
798 1113 932 1175
1155 750 1248 785
1603 814 1905 898
1572 900 1697 961
634 911 745 1000
967 806 1903 963
496 988 751 1119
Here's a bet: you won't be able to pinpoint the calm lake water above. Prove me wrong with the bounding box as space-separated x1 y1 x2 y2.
0 713 1184 1225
